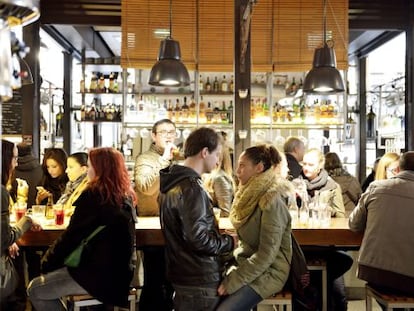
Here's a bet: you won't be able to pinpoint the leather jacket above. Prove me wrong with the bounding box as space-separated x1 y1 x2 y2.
159 164 234 286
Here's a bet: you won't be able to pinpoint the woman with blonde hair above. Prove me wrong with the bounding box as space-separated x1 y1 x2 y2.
375 152 400 180
204 144 235 217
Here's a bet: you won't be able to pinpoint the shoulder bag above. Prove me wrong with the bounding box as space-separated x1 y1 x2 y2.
0 255 19 300
64 225 106 268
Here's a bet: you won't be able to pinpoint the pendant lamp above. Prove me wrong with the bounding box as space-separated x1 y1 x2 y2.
148 0 190 87
303 0 345 94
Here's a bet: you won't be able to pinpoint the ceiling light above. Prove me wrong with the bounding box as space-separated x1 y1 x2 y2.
303 0 345 94
148 0 190 87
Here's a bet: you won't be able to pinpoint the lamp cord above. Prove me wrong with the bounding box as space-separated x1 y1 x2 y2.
169 0 173 39
323 0 327 45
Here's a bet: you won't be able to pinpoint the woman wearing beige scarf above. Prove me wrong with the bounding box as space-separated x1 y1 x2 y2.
217 144 294 311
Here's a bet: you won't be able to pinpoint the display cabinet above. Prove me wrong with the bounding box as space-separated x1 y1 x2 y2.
71 59 349 178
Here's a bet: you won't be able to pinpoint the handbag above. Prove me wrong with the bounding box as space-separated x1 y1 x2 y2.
282 233 319 311
0 255 19 300
64 225 106 268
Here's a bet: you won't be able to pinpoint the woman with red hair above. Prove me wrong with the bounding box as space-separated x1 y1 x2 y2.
28 147 137 310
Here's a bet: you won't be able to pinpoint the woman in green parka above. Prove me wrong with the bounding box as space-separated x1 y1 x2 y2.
217 144 294 311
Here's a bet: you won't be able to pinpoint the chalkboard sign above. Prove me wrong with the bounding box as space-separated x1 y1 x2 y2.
1 89 23 135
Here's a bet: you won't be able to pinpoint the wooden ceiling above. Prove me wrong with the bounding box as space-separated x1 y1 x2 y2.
39 0 412 59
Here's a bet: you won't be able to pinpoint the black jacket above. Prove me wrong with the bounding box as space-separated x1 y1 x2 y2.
159 164 234 286
286 153 302 179
15 154 43 207
41 189 137 307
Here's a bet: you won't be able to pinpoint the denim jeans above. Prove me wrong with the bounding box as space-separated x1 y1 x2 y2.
173 283 220 311
27 267 88 311
216 285 262 311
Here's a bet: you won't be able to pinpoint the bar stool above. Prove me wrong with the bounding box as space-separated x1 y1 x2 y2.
366 284 414 311
307 258 327 311
67 288 137 311
255 290 292 311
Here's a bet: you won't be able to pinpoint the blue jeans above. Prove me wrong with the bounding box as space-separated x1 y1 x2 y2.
173 283 220 311
27 267 88 311
216 285 262 311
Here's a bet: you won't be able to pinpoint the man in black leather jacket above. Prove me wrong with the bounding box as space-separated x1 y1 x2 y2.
159 127 235 311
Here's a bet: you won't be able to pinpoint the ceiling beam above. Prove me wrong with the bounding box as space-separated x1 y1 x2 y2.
40 0 121 26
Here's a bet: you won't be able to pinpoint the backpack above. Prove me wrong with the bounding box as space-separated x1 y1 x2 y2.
283 233 319 311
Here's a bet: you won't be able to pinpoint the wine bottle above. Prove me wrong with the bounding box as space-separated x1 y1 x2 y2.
205 77 211 92
213 76 219 93
55 106 64 137
367 105 376 138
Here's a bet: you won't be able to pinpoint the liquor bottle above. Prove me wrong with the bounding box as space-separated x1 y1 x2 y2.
220 101 228 123
108 72 115 93
221 75 228 92
45 195 54 219
199 75 204 92
181 96 189 122
199 96 206 122
55 106 64 137
227 100 233 123
213 76 219 93
89 98 97 121
205 77 211 92
80 79 85 93
167 99 174 120
89 72 98 93
229 75 234 93
206 102 213 123
175 98 182 122
97 74 107 93
367 105 376 138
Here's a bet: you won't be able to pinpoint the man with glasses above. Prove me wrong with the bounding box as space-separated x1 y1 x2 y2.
134 118 177 311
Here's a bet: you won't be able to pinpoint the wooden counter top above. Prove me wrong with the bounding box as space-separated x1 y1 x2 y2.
18 217 363 249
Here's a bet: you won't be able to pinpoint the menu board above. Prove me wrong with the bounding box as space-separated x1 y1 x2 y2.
1 90 23 135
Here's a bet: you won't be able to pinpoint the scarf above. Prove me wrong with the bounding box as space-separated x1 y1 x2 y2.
230 169 275 229
56 173 87 205
303 169 329 197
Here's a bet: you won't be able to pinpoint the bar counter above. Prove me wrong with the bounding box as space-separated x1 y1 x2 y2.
18 217 362 249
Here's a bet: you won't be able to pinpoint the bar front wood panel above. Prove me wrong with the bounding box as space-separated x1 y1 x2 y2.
18 217 362 248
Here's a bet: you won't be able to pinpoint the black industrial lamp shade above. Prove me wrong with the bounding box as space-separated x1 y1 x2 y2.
303 44 345 94
148 38 190 87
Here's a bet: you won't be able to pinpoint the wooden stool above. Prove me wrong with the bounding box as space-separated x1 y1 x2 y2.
67 288 137 311
256 290 292 311
366 284 414 311
307 258 327 311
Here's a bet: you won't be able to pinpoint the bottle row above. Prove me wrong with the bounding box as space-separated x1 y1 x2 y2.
125 95 234 125
80 72 121 94
199 75 234 93
80 98 122 122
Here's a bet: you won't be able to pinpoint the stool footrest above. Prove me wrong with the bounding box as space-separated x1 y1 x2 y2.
366 285 414 310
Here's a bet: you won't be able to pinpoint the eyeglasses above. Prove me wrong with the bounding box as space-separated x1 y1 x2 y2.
156 130 176 137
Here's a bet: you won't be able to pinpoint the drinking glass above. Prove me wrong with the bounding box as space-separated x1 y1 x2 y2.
32 205 46 221
54 204 65 226
14 202 27 222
